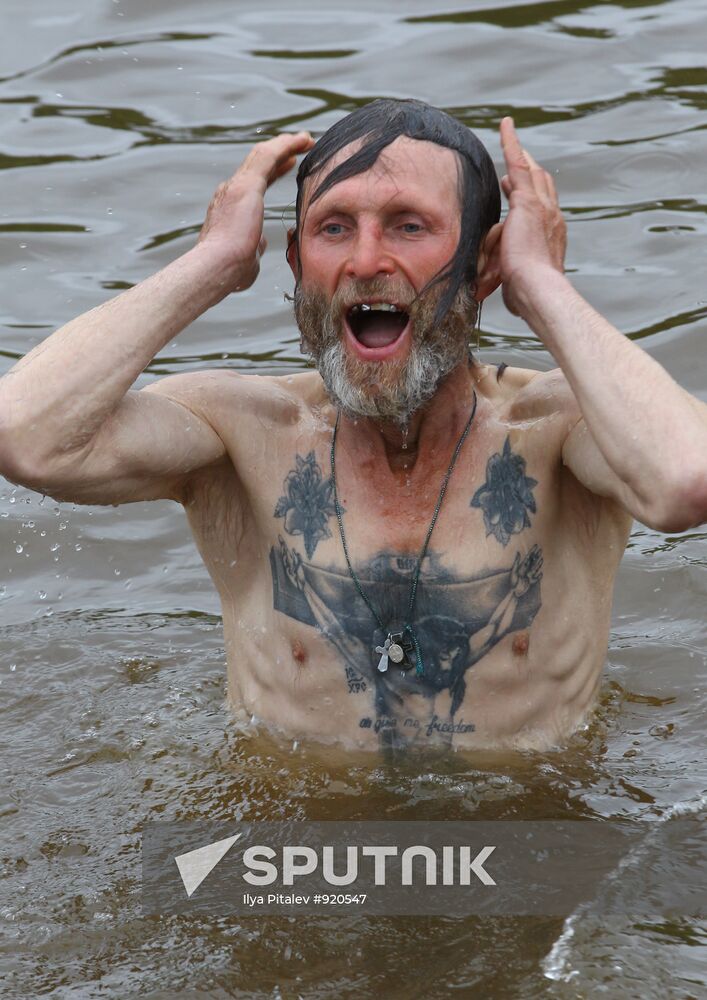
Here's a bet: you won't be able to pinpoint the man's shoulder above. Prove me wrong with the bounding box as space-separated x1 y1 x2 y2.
144 367 324 427
489 364 579 423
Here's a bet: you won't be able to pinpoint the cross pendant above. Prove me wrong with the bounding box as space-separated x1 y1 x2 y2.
375 636 392 673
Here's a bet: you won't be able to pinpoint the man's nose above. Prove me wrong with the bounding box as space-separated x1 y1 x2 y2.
344 224 395 281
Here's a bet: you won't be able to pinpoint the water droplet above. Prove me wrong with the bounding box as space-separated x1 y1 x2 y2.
15 544 23 554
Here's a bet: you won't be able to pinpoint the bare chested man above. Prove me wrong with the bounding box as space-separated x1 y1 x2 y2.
1 99 706 751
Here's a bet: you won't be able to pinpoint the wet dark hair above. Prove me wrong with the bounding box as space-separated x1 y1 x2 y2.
289 98 501 324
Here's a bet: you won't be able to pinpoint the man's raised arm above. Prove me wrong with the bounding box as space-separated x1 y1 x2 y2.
0 131 313 506
482 117 707 533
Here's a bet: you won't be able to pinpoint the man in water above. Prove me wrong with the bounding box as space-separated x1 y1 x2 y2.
1 100 705 750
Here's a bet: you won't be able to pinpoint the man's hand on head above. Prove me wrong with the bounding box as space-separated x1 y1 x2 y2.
197 131 314 293
487 117 567 318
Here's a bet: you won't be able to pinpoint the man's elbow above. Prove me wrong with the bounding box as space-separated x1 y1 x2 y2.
0 434 31 488
0 432 72 497
647 469 707 533
0 449 55 495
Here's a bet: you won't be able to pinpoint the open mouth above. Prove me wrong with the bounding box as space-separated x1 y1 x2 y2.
345 302 410 350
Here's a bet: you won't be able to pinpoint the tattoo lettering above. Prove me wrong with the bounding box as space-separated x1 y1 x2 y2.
274 451 338 558
471 436 538 546
425 714 475 737
360 715 475 737
270 539 543 749
345 665 367 694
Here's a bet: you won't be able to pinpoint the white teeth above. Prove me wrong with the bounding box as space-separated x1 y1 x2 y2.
351 302 400 313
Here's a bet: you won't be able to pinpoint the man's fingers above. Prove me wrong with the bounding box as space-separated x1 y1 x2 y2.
241 131 314 186
500 119 558 205
522 149 554 203
500 117 533 192
545 170 558 203
272 154 298 182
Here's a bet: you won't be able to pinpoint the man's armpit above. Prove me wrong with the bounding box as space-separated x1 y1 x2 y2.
506 366 578 424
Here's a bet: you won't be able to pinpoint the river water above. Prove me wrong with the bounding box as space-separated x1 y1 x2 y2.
1 0 705 996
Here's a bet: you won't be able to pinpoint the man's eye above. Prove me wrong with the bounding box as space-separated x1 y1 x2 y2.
322 223 344 236
401 222 423 234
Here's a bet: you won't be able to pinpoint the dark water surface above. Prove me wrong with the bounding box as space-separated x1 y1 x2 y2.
1 0 706 996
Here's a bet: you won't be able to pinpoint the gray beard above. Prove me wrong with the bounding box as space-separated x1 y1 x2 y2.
295 280 477 426
316 336 465 426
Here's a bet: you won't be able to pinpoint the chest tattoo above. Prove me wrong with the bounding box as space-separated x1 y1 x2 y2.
269 439 542 748
271 538 543 750
470 436 538 546
273 450 338 558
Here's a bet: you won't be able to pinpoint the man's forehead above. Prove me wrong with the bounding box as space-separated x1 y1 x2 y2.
301 135 460 210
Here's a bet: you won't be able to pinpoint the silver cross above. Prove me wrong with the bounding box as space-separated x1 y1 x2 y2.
375 636 392 673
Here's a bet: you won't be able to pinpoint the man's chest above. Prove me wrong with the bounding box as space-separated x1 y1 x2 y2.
262 417 557 574
259 423 557 693
191 418 620 750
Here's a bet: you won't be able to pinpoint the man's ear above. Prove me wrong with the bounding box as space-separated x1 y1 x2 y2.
474 222 503 302
286 227 299 278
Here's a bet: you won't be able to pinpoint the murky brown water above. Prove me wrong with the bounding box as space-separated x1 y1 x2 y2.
1 0 706 996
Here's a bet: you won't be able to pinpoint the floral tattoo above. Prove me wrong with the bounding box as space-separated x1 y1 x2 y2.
274 451 338 558
471 436 538 546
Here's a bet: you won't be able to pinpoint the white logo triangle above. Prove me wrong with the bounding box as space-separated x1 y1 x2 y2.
174 832 242 897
